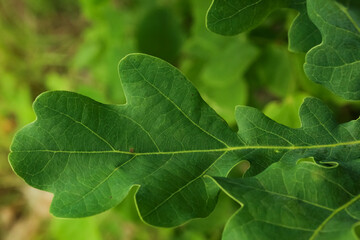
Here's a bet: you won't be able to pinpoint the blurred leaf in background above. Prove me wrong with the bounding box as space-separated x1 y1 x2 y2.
2 0 360 239
180 0 259 126
136 6 185 65
0 0 84 239
73 0 187 103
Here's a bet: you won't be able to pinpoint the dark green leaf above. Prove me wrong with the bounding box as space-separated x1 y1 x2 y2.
287 1 322 52
304 0 360 100
206 0 321 52
9 54 360 228
212 160 360 239
9 54 242 227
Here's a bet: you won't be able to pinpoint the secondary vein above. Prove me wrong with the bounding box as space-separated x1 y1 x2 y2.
309 194 360 239
127 60 230 148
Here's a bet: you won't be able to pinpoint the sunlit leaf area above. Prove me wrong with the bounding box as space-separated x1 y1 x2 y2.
1 0 360 239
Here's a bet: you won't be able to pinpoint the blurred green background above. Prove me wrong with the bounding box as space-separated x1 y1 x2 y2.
1 0 359 239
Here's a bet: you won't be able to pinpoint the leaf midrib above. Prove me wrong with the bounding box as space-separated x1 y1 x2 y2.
11 140 360 155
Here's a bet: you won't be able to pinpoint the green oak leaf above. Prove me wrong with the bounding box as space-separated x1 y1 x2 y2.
212 160 360 240
9 54 360 227
9 54 243 227
206 0 321 52
304 0 360 100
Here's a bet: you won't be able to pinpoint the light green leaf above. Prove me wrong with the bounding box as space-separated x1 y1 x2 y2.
206 0 321 52
304 0 360 100
263 93 308 128
195 39 258 125
212 160 360 240
49 218 102 240
9 54 360 228
180 0 259 125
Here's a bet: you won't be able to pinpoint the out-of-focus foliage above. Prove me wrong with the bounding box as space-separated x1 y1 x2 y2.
180 1 259 125
1 0 360 239
207 0 360 100
206 0 322 52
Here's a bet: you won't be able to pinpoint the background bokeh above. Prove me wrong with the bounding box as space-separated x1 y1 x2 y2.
1 0 360 239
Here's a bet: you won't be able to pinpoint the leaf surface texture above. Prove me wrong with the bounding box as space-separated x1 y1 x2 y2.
304 0 360 100
206 0 321 52
9 54 360 227
213 160 360 239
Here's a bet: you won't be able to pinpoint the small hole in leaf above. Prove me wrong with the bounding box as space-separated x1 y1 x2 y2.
354 223 360 238
318 161 338 168
297 157 315 164
297 157 339 168
228 160 250 178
